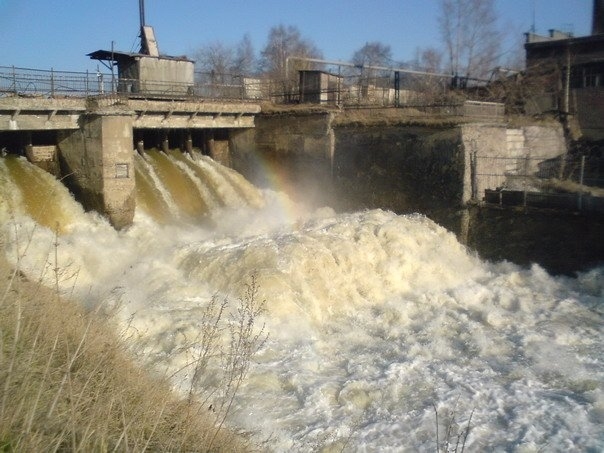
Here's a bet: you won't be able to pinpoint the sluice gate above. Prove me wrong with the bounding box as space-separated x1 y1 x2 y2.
0 95 260 228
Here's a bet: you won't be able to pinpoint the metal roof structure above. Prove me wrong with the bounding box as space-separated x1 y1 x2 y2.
87 50 193 64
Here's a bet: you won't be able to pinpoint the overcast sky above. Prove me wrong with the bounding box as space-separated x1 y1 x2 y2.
0 0 594 73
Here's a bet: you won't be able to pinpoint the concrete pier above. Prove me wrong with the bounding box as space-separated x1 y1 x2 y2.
58 113 135 229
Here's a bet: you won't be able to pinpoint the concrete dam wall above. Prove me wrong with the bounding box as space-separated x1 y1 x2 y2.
231 110 604 274
8 100 597 273
232 111 566 214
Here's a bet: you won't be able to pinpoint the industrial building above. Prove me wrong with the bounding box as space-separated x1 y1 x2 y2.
524 0 604 138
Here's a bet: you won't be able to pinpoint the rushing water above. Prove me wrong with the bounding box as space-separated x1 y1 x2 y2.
1 153 603 452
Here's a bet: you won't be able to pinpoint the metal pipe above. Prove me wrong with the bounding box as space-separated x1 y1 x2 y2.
286 56 454 79
111 40 117 93
139 0 146 28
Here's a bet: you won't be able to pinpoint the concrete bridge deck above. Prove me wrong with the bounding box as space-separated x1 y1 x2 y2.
0 95 260 131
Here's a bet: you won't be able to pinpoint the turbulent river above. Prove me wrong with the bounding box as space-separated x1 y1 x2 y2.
1 153 603 452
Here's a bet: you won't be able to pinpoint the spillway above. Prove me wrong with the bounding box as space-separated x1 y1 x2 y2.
1 153 602 451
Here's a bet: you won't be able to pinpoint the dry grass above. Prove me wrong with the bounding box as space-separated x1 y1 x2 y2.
0 238 251 452
331 107 464 128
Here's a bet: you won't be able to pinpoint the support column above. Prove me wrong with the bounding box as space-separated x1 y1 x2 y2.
58 113 135 229
161 130 169 153
185 129 193 153
206 130 231 166
205 130 215 156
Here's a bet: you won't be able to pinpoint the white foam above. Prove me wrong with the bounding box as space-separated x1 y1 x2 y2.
1 157 602 451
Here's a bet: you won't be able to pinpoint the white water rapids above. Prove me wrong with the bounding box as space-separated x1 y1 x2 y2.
1 154 603 451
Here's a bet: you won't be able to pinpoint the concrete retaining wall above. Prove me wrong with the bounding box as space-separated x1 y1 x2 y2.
328 124 471 218
232 110 566 218
466 205 604 275
461 123 566 203
254 112 334 159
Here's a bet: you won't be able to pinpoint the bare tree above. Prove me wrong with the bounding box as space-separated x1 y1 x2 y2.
233 33 256 76
411 47 447 102
351 41 393 70
438 0 502 81
259 24 322 81
417 47 443 73
350 41 393 95
194 41 234 83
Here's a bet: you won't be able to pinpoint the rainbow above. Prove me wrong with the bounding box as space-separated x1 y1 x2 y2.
244 151 313 224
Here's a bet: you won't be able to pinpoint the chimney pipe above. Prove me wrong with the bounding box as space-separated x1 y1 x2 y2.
593 0 604 34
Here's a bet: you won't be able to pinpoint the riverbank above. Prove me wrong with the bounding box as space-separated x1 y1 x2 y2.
0 251 248 452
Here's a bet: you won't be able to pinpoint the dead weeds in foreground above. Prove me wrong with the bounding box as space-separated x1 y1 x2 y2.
0 234 252 452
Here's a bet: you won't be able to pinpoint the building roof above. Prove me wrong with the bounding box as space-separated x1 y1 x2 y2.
525 32 604 50
525 33 604 66
87 50 193 63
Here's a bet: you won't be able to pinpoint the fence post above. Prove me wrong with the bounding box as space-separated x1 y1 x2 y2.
470 145 478 202
50 68 55 97
523 155 529 208
394 71 400 107
12 66 17 94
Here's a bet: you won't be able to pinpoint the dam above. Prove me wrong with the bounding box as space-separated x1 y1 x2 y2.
3 87 602 274
2 2 604 451
0 78 260 228
1 3 602 271
0 12 262 229
1 131 603 452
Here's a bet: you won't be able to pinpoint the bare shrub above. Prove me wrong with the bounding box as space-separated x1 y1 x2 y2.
433 398 474 453
174 274 268 450
0 224 252 452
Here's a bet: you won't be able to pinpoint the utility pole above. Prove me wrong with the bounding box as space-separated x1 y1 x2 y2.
110 40 115 93
564 43 571 115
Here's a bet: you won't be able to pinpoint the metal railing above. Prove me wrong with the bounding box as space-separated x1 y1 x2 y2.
275 73 505 118
1 65 505 117
0 66 274 101
0 66 112 97
474 154 604 212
